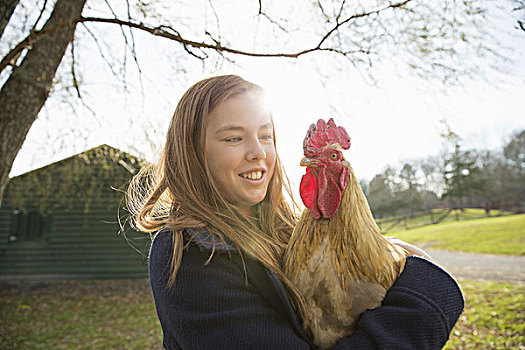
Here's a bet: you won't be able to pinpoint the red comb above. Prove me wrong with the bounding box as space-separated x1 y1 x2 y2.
303 118 351 156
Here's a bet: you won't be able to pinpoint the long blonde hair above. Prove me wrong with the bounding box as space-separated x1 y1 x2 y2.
127 75 306 316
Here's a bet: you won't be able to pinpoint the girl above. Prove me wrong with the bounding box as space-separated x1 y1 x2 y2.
128 75 463 349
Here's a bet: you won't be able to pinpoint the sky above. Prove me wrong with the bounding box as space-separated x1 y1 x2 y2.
5 0 525 196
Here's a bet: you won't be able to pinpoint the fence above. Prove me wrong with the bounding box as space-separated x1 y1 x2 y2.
376 208 512 233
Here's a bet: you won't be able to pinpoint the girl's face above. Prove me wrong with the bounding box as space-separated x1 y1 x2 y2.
204 92 276 215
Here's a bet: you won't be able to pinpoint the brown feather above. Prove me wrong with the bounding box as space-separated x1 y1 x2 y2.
284 163 407 348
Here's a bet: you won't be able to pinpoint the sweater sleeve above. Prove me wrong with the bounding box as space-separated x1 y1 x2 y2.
148 232 312 349
149 232 464 350
334 256 465 350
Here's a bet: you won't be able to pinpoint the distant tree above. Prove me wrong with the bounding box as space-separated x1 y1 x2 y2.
442 143 484 210
366 129 522 215
398 163 423 216
503 130 525 211
420 190 441 212
478 150 512 210
418 156 444 211
504 130 525 170
367 173 394 218
359 179 369 196
473 132 524 212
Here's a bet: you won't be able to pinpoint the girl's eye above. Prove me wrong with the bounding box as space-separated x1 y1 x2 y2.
225 137 242 142
330 152 338 160
260 134 273 140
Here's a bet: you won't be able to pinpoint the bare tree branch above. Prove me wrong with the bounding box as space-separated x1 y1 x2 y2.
0 0 20 40
79 0 412 59
103 0 130 93
0 0 86 205
256 0 288 32
513 0 525 12
80 22 121 82
70 39 81 98
99 0 143 95
207 0 222 40
512 1 525 33
69 37 98 119
0 17 77 73
125 0 145 96
257 12 288 32
0 0 413 75
0 33 33 71
79 16 299 57
315 0 411 50
335 0 347 24
315 0 331 22
30 0 48 32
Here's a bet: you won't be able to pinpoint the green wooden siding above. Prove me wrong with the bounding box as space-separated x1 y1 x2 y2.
0 145 152 282
0 206 151 281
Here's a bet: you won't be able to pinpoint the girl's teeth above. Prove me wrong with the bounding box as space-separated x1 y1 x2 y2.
241 171 262 180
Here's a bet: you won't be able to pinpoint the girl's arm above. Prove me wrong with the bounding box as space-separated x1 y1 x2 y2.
336 255 464 349
149 232 464 349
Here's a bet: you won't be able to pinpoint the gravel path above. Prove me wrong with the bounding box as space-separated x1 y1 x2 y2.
426 249 525 284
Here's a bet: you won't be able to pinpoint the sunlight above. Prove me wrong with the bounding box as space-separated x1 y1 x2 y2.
255 67 332 194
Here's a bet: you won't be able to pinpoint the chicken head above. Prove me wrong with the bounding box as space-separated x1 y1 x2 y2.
299 118 351 219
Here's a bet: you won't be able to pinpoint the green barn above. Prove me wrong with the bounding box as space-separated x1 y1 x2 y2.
0 145 152 282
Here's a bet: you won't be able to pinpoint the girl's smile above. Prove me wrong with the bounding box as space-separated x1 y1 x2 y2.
238 168 266 182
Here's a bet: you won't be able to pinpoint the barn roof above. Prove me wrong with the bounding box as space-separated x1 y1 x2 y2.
11 144 145 179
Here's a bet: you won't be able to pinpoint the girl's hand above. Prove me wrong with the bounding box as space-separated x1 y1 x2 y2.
388 236 433 261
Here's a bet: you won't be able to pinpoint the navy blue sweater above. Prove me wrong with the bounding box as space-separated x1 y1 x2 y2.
149 229 464 349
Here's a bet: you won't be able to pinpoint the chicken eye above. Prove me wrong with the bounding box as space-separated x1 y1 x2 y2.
330 152 338 160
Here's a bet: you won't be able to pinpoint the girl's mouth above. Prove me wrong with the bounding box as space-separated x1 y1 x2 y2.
239 171 264 181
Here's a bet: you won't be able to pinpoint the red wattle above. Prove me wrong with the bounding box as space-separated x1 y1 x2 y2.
300 168 320 219
318 168 342 219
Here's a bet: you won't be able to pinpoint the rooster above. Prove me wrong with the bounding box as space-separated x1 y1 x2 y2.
284 118 407 349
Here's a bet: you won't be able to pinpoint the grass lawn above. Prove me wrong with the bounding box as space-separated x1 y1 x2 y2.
445 279 524 349
391 214 525 255
1 278 523 349
0 279 163 349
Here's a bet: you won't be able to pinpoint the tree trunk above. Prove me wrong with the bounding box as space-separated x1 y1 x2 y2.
0 0 87 206
0 0 19 40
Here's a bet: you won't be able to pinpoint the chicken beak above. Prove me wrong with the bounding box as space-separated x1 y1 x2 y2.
300 157 317 167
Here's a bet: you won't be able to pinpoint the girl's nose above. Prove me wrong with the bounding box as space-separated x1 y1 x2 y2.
246 139 266 161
